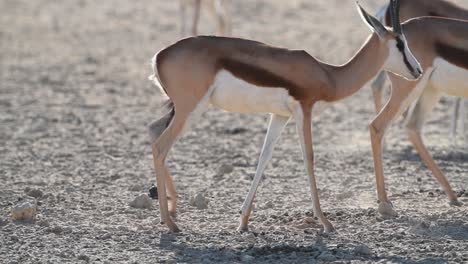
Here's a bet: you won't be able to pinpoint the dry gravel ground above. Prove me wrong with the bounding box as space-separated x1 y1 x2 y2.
1 0 468 263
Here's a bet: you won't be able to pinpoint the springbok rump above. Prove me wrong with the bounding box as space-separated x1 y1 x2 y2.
148 0 421 233
370 14 468 217
179 0 229 36
372 0 468 139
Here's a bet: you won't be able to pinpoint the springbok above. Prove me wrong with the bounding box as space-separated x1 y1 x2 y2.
179 0 229 36
371 0 467 139
148 0 422 233
370 12 468 217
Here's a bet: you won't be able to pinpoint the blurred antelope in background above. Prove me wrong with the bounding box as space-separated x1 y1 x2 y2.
372 0 468 140
148 0 421 233
369 3 468 217
179 0 230 36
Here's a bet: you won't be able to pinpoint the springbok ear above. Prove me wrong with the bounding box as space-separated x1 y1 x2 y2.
356 2 388 39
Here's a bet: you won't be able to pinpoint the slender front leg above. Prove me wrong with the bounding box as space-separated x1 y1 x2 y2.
238 114 290 232
405 87 460 205
371 71 388 113
294 105 334 233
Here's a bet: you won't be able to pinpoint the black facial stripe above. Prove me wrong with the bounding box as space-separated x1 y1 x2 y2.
396 38 404 52
396 37 415 73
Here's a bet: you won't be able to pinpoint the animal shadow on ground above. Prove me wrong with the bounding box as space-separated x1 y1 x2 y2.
157 231 451 263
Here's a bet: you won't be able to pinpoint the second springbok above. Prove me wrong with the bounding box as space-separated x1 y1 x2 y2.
372 0 468 139
370 13 468 215
148 0 421 233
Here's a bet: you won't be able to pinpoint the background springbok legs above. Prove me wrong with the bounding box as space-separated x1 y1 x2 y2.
370 71 459 217
179 0 229 36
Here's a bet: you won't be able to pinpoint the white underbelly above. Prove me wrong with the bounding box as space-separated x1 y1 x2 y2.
431 58 468 97
209 70 296 116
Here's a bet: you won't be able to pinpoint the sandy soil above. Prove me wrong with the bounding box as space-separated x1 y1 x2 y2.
1 0 468 263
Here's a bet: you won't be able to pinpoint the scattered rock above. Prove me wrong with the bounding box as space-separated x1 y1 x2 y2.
77 254 90 262
65 186 76 193
11 201 37 221
263 200 274 209
189 192 208 209
317 251 336 261
100 233 112 240
47 226 63 234
217 164 234 176
0 217 8 226
224 127 248 135
37 219 50 227
354 244 371 255
240 254 255 262
129 194 153 209
26 188 43 199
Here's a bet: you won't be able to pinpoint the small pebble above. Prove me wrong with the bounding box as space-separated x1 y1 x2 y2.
189 192 208 209
263 200 274 209
26 188 43 199
217 164 234 176
37 219 50 227
317 251 336 261
240 254 255 263
11 201 36 221
354 244 371 255
0 217 8 226
77 254 90 262
129 194 153 209
47 226 63 234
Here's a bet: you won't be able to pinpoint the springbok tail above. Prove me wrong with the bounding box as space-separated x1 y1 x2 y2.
148 101 175 144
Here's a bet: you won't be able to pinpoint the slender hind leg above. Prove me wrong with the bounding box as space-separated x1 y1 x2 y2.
149 109 179 216
405 87 460 205
162 165 178 216
294 104 334 233
152 91 212 232
152 111 189 232
238 114 290 232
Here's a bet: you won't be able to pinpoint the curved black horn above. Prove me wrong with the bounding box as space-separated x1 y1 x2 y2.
390 0 402 34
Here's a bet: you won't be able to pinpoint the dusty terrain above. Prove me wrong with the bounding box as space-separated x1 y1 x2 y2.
1 0 468 263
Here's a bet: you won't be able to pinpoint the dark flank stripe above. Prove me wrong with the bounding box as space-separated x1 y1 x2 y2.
428 12 442 17
435 42 468 70
218 58 302 99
